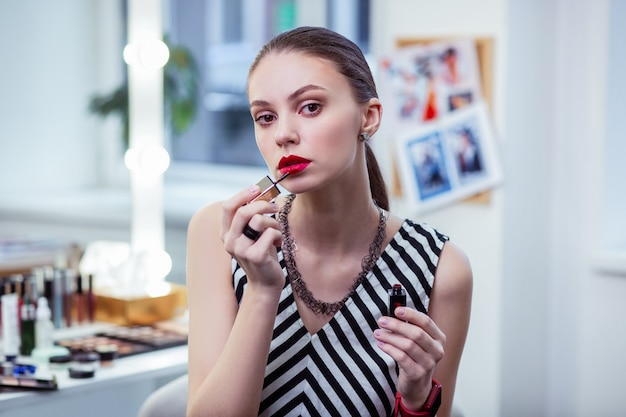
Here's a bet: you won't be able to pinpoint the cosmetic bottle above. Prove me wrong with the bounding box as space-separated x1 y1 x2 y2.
63 269 74 327
25 273 39 308
12 274 24 323
52 269 64 329
1 291 19 361
87 274 96 323
74 274 85 324
35 297 54 350
20 294 36 356
30 296 71 367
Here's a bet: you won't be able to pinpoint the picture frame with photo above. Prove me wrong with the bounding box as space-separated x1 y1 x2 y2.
378 38 483 132
394 101 503 213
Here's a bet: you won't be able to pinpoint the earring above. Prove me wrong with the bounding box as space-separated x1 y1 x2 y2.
359 132 370 142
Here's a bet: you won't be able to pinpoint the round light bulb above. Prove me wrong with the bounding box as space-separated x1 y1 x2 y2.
124 147 141 171
139 145 170 175
138 39 170 69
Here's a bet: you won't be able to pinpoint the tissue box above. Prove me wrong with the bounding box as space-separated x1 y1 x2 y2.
94 283 187 326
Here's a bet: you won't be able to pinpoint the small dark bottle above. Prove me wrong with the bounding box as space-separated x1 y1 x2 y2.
74 274 85 324
20 294 36 356
388 284 406 319
87 274 96 323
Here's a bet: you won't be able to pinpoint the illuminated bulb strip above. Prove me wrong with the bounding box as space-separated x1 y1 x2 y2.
124 145 170 175
123 39 169 69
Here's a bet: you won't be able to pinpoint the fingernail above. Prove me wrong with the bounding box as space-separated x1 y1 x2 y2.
396 308 406 316
249 185 260 194
270 202 279 210
378 317 388 326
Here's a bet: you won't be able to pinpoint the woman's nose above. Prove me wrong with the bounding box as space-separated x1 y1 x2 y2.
274 115 299 147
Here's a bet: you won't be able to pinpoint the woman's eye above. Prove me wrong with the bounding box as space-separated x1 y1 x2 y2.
301 103 321 115
255 114 275 124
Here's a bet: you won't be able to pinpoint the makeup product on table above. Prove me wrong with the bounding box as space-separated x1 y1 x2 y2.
0 372 58 390
47 352 72 371
248 172 289 203
87 274 95 323
63 269 74 327
43 270 54 322
1 291 19 362
68 351 99 379
19 293 36 356
55 325 187 359
52 269 64 329
74 274 85 324
35 297 54 349
94 344 118 367
388 284 406 319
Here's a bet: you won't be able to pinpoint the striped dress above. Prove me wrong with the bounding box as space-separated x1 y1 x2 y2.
233 219 448 417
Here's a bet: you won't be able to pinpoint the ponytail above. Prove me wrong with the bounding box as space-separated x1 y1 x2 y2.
365 143 389 211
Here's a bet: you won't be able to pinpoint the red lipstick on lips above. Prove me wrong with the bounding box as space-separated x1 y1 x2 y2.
278 155 311 175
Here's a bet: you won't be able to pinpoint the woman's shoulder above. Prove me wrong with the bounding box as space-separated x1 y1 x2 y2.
187 201 228 266
188 201 223 233
390 215 450 249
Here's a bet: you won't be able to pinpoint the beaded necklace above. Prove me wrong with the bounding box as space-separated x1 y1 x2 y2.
278 194 387 315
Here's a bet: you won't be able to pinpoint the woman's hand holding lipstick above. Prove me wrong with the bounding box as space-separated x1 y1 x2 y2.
220 175 288 291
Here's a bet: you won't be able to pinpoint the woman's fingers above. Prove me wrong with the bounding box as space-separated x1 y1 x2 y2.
374 308 445 378
221 185 261 240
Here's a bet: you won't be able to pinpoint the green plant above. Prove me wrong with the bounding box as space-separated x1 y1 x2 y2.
89 38 200 149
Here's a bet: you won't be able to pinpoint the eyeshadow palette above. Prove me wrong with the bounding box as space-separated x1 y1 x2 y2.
55 325 187 359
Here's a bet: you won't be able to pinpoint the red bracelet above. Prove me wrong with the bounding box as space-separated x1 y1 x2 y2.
393 379 442 417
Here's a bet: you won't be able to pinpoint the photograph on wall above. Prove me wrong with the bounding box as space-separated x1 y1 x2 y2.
394 101 503 213
404 131 452 201
378 38 483 132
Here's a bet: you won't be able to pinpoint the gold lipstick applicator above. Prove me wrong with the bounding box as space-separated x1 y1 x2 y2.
249 172 290 203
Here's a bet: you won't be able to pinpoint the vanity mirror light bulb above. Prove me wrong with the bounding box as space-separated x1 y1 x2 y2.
125 146 170 175
123 40 170 69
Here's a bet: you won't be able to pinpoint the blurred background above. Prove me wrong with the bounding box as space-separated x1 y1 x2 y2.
0 0 624 416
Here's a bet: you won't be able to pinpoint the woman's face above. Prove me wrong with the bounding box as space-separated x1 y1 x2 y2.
248 51 367 194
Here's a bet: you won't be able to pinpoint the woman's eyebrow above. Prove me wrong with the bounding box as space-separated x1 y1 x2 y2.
287 84 326 102
249 84 326 109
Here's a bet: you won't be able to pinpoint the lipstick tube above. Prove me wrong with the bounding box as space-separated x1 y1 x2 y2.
248 173 289 204
388 284 406 319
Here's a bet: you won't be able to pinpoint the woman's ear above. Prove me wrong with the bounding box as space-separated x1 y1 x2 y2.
361 98 383 136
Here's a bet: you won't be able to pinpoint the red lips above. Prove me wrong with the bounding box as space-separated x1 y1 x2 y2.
278 155 311 175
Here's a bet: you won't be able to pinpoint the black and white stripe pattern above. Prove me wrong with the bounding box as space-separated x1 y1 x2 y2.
232 219 448 416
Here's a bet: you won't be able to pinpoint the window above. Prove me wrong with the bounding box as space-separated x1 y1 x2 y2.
164 0 370 175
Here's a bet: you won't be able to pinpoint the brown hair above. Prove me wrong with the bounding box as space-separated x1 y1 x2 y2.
248 26 389 210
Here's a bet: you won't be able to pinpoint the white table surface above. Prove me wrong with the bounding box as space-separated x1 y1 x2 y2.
0 341 188 417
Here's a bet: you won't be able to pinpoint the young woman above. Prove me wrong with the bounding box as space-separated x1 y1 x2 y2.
186 26 472 417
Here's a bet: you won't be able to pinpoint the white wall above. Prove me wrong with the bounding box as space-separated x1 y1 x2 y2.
374 1 626 416
0 1 96 191
370 1 507 416
503 1 626 416
0 0 124 193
